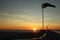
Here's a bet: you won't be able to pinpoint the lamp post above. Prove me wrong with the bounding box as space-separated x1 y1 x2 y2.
41 3 56 30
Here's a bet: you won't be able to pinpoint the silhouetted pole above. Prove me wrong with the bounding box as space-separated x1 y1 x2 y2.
42 8 44 30
41 3 56 30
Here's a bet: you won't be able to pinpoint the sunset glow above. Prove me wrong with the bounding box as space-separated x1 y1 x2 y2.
0 0 60 30
33 27 37 32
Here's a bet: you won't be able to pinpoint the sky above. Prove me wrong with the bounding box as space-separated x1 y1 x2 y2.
0 0 60 30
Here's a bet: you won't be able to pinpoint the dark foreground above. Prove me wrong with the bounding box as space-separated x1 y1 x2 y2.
0 30 60 40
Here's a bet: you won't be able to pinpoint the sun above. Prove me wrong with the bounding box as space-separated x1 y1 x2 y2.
33 27 37 32
33 28 36 31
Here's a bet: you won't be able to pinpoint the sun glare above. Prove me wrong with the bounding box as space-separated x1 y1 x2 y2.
33 28 36 32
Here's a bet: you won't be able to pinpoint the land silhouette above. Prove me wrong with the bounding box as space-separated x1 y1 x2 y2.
0 30 60 40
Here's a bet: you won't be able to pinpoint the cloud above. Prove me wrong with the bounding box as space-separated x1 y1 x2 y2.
0 14 41 22
20 15 40 22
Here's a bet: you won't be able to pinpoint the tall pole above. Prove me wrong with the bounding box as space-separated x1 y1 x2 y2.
42 8 44 30
41 3 56 30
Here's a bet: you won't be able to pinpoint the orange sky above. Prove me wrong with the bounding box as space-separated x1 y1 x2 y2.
0 22 60 30
0 18 60 30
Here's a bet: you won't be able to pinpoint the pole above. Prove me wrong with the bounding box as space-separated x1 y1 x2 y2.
42 8 44 30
